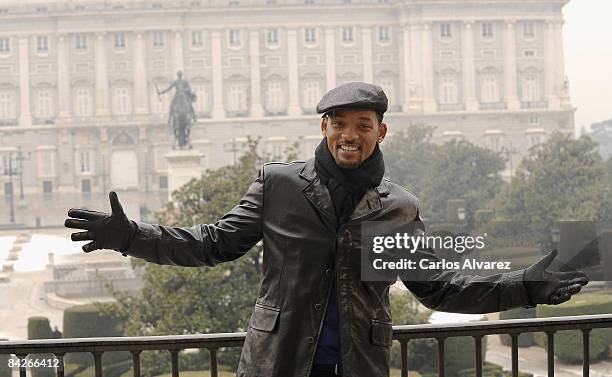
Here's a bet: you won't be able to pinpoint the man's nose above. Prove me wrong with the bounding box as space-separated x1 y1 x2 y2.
342 128 358 141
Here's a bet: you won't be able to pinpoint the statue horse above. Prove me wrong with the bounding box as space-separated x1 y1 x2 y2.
169 90 195 149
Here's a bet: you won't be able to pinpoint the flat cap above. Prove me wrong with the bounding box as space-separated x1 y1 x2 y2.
316 82 388 116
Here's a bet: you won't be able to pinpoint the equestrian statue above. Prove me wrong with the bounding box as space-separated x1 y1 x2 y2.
157 71 197 149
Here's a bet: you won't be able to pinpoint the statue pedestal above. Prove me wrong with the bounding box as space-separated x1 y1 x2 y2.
165 149 203 202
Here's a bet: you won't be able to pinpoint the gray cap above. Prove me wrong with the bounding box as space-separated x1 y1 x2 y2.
316 82 388 116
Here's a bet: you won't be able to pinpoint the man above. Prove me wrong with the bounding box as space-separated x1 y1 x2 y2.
65 82 588 377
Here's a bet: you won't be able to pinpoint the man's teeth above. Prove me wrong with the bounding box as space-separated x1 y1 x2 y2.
340 145 358 151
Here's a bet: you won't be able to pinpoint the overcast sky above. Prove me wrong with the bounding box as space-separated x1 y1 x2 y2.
563 0 612 133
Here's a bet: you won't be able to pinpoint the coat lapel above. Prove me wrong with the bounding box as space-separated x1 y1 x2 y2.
299 158 390 231
300 159 338 233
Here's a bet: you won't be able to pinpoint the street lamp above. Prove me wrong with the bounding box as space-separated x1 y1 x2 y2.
223 137 239 165
14 147 30 209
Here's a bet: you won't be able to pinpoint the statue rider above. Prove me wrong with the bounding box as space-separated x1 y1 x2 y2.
157 71 197 148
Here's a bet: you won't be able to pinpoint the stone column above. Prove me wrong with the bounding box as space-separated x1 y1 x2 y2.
249 30 263 117
503 21 519 110
57 34 71 118
94 33 110 115
401 24 413 111
554 21 569 105
409 23 423 111
362 26 373 83
421 22 436 112
287 29 301 116
18 37 32 127
133 32 148 114
544 21 559 108
325 28 336 90
211 30 225 119
172 30 184 74
461 21 478 111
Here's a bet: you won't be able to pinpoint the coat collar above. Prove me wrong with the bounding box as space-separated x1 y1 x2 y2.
299 158 389 231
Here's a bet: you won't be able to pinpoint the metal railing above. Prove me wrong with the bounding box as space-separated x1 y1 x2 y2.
1 314 611 377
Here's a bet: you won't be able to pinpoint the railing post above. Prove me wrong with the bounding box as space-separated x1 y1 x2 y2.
209 348 218 377
546 331 555 377
131 350 141 377
16 353 27 377
582 329 590 377
400 339 409 377
54 353 65 377
511 333 519 377
473 335 483 377
92 351 103 377
436 337 445 377
170 349 180 377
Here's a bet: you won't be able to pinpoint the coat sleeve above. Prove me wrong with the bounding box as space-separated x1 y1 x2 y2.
122 169 264 267
400 209 534 314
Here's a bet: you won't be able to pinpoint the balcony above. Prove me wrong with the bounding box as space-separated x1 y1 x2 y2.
521 101 548 109
1 314 611 377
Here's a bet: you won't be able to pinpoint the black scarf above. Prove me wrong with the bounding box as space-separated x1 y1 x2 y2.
314 137 385 227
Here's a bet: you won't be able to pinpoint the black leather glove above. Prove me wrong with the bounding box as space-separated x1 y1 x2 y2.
523 249 589 305
65 191 137 255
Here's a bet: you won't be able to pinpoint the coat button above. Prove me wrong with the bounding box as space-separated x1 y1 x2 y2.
314 303 322 311
324 268 331 277
306 336 315 344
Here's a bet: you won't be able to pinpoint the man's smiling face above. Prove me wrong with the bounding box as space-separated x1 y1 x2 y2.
321 107 387 169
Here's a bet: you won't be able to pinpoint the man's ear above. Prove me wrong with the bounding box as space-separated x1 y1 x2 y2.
378 122 388 142
320 116 328 136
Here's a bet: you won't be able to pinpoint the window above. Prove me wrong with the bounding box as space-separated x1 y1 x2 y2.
439 75 458 104
152 31 164 48
35 89 54 118
113 87 131 115
266 29 279 46
38 150 56 177
482 22 493 39
192 31 203 47
228 29 241 46
159 175 168 189
74 88 93 116
152 3 162 8
378 78 395 108
265 82 285 114
75 34 88 50
342 27 353 43
523 22 535 39
36 36 49 53
0 91 16 119
440 23 452 39
488 135 502 152
0 38 9 53
529 116 539 125
227 83 247 113
527 129 544 147
1 155 10 176
522 74 539 102
480 74 499 103
378 26 390 43
81 179 91 193
42 181 53 194
304 28 317 44
4 182 13 197
303 81 320 111
193 85 209 114
114 33 126 49
78 151 92 174
523 50 535 57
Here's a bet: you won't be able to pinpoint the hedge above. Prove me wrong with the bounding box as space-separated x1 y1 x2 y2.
535 291 612 363
63 304 130 368
499 307 537 347
27 317 55 377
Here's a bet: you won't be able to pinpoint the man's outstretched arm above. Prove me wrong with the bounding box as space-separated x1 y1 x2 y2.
400 212 588 314
65 171 264 267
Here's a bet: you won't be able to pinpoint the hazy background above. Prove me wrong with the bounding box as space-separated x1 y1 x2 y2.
564 0 612 134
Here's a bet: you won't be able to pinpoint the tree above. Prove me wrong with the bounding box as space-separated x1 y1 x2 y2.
492 131 612 245
384 124 506 225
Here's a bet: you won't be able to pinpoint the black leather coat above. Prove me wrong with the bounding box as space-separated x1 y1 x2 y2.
125 158 532 377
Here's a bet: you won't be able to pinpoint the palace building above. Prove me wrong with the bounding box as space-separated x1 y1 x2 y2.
0 0 573 225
